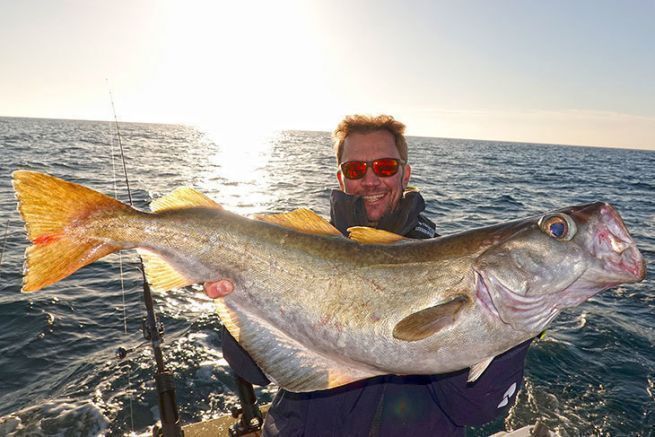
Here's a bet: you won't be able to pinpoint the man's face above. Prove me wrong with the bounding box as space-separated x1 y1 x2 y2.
337 130 411 223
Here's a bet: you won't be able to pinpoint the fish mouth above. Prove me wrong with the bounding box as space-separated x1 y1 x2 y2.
590 204 646 283
475 270 559 333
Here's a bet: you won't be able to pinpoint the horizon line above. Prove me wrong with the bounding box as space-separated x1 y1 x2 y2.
1 114 652 153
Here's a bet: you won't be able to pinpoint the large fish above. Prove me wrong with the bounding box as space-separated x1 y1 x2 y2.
12 171 646 392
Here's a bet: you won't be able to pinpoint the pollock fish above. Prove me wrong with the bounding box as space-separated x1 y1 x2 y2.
12 171 646 392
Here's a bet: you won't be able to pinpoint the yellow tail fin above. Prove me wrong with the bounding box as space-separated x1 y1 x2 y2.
12 171 129 292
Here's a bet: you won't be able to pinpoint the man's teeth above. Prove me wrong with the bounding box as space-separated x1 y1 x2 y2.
363 194 385 202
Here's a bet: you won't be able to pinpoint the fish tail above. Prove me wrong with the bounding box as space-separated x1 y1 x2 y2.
12 170 131 292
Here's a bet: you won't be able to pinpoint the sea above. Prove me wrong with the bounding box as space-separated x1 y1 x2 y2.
0 116 653 436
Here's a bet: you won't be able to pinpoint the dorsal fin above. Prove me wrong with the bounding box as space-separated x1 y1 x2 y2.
150 187 222 213
254 208 342 237
393 295 469 342
347 226 407 244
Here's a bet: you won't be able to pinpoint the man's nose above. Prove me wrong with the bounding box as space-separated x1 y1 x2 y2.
360 167 380 186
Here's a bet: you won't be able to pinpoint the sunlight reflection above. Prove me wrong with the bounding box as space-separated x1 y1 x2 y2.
205 128 273 183
195 125 281 215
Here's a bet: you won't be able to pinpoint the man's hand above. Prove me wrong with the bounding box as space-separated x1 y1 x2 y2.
203 280 235 298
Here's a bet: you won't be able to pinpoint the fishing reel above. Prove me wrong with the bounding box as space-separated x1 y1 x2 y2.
228 375 264 436
229 406 263 437
142 316 166 341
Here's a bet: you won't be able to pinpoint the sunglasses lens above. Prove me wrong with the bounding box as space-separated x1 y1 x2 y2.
340 158 402 179
341 161 367 179
372 159 400 177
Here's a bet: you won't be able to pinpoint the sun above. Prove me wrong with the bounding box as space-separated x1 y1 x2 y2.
144 1 335 132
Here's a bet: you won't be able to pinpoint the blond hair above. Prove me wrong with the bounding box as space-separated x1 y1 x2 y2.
333 114 408 164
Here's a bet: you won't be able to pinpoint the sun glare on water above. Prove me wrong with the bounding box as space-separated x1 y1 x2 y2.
143 1 337 216
196 124 280 215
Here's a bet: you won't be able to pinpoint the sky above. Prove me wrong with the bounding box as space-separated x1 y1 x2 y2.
1 0 654 150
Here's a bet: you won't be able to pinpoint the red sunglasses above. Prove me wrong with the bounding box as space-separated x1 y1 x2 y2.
339 158 405 180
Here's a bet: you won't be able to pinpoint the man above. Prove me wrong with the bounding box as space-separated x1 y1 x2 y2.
205 114 531 436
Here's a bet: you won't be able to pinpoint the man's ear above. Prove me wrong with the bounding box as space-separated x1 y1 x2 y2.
402 164 412 189
336 170 345 191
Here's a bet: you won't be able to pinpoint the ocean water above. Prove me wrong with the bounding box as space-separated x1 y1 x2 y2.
0 116 653 436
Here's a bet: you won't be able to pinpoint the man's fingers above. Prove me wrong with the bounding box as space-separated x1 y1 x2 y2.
204 280 235 298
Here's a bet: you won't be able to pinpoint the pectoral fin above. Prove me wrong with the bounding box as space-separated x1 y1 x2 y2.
467 356 494 382
254 208 342 237
393 295 469 342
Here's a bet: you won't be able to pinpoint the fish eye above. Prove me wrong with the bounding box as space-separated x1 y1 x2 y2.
538 213 577 241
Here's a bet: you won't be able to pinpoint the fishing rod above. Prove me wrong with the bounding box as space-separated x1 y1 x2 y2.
108 89 183 437
0 219 9 280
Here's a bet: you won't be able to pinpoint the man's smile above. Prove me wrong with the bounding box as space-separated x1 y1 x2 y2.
362 192 387 203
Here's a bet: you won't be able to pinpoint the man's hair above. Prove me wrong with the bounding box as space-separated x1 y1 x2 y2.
333 114 408 164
